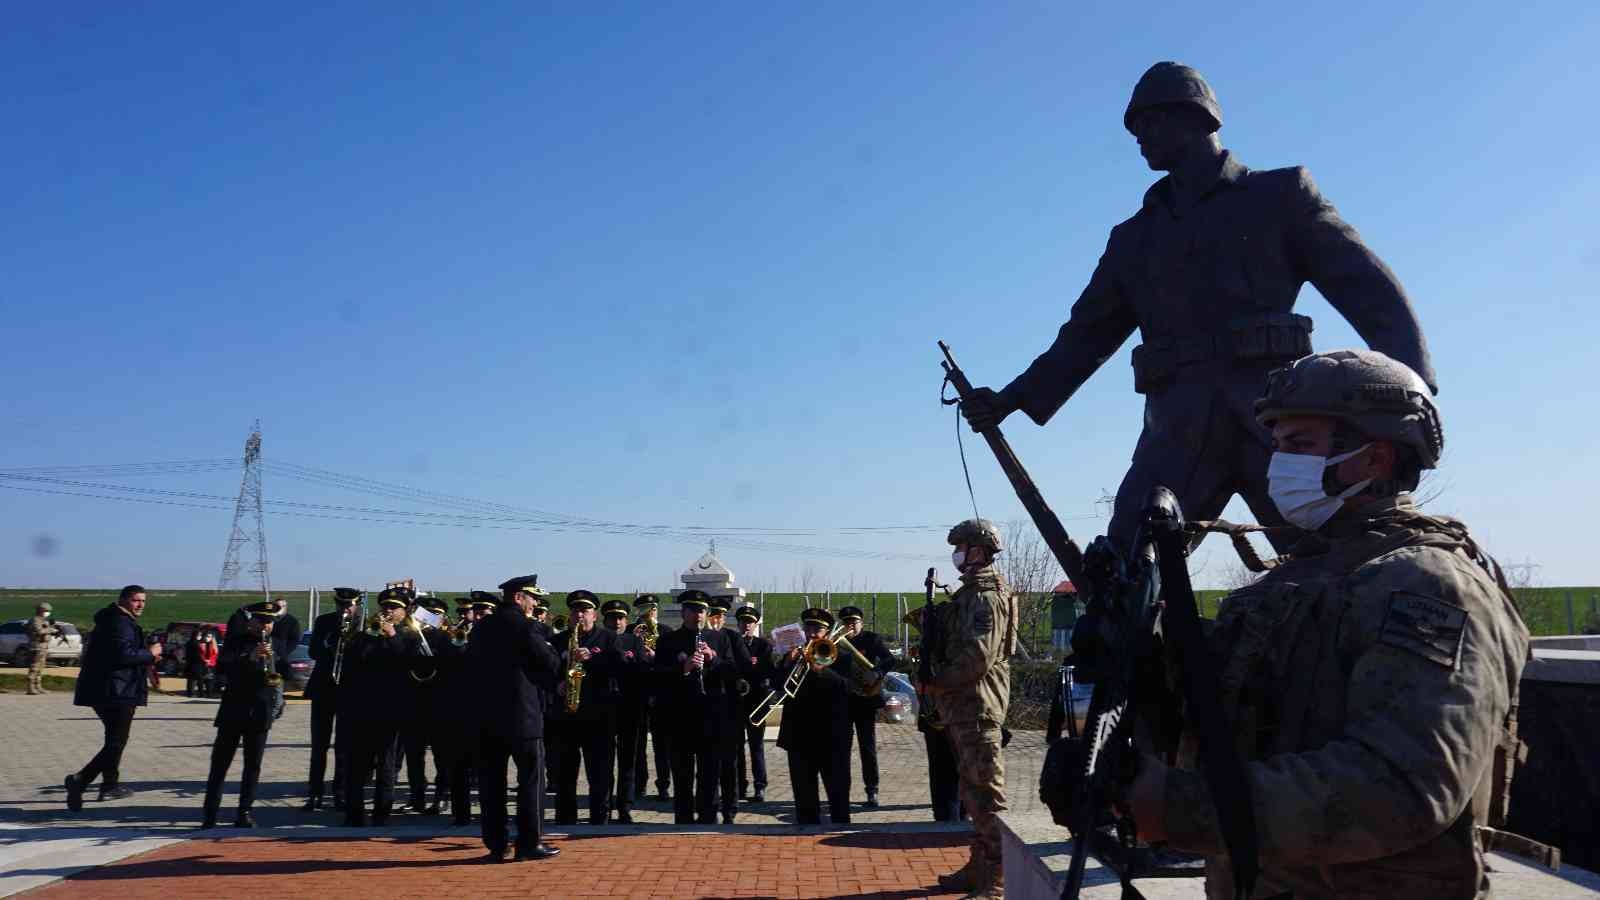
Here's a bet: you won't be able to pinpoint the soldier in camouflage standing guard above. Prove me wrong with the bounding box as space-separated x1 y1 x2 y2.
1117 350 1531 899
27 602 62 695
921 519 1016 900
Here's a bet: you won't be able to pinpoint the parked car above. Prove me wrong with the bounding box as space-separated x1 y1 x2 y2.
0 619 83 667
155 621 230 675
878 671 919 724
283 639 315 693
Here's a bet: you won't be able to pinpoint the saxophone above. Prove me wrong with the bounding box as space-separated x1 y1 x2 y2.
565 621 587 714
640 618 659 651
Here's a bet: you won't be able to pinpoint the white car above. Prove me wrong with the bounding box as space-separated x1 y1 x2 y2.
0 619 83 668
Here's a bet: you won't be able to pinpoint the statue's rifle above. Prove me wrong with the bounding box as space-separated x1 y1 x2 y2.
938 341 1084 586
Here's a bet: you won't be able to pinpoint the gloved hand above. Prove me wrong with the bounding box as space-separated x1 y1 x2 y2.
959 386 1018 432
1039 736 1088 828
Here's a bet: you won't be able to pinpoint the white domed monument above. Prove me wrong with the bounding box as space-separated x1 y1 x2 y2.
671 542 746 605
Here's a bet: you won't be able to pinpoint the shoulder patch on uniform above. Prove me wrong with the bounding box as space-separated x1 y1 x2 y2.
1379 590 1467 669
972 600 994 635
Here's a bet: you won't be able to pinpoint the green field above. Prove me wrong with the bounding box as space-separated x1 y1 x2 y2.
5 585 1595 641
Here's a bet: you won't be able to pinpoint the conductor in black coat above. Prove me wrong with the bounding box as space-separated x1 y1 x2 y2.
734 605 776 802
549 589 622 825
652 589 738 824
201 601 283 829
838 605 895 808
777 607 854 825
303 588 359 810
469 575 562 862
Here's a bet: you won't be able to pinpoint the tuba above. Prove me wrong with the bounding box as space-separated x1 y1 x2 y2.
565 622 587 714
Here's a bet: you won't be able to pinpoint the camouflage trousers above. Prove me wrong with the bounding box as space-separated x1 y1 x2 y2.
28 645 48 693
945 720 1007 871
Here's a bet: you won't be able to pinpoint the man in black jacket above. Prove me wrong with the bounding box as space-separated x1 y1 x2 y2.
735 605 775 803
777 607 854 825
470 574 561 862
550 590 621 825
604 598 651 823
838 605 895 809
631 594 671 802
708 597 755 824
341 587 426 826
66 585 161 810
202 601 283 828
652 590 737 824
303 588 359 810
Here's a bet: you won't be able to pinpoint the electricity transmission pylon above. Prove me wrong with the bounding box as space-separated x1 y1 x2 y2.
217 420 271 598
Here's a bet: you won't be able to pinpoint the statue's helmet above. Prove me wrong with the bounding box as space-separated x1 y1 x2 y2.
947 518 1003 553
1124 61 1222 134
1255 350 1444 468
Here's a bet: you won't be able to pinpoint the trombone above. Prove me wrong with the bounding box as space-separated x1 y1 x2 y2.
747 623 883 727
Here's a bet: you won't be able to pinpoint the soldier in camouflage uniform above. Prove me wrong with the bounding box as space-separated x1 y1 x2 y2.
926 519 1018 899
27 602 61 695
1121 350 1531 899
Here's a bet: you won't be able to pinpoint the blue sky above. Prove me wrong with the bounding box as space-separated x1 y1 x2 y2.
3 2 1597 593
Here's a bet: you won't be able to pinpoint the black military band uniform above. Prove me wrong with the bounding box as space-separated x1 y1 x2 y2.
603 599 650 822
202 603 281 828
342 591 426 825
652 590 738 824
550 590 622 825
838 607 895 806
303 591 357 810
631 595 672 800
777 608 853 824
472 575 561 860
735 606 775 802
710 598 755 823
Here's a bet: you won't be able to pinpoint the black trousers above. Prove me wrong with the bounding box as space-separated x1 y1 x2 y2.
737 721 768 793
848 701 880 794
923 728 963 821
401 717 439 806
553 714 615 823
613 702 642 810
788 745 850 824
308 692 345 799
669 726 720 824
639 701 673 795
436 732 473 822
477 736 543 855
77 704 136 788
203 722 269 819
345 720 400 823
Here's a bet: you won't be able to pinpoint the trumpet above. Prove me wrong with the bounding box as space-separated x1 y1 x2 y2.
447 618 471 648
803 627 885 697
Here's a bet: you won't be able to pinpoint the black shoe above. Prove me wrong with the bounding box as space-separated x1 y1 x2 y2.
614 808 633 824
97 785 133 802
453 816 472 827
371 815 389 827
752 789 765 803
424 803 441 816
740 784 750 799
342 816 367 827
515 843 560 861
333 796 347 811
864 792 880 809
721 811 735 825
657 789 670 803
200 815 218 830
480 848 508 864
553 816 577 826
397 801 423 814
302 796 323 811
233 811 256 828
64 774 85 812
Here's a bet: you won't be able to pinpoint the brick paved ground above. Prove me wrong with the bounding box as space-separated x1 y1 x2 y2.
22 831 974 899
0 686 1050 897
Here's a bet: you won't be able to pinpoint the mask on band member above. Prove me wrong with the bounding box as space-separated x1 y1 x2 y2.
1267 444 1373 531
951 549 967 570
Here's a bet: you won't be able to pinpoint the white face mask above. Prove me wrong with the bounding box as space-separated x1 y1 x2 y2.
951 549 967 570
1267 444 1373 531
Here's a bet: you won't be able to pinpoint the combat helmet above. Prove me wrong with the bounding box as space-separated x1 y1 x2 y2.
947 518 1003 553
1255 349 1444 468
1124 61 1222 134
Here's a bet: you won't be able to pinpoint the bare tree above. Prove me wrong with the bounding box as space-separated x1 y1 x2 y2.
998 519 1063 659
797 564 818 596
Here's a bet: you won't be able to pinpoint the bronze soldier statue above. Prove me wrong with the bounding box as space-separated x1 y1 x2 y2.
961 62 1437 551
